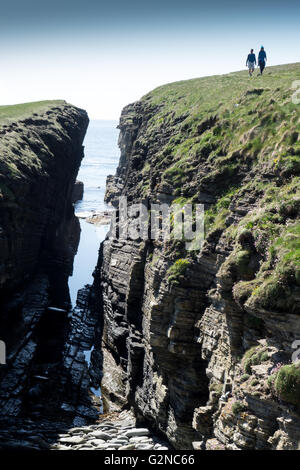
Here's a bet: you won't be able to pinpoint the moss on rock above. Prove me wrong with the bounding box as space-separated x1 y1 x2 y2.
274 362 300 407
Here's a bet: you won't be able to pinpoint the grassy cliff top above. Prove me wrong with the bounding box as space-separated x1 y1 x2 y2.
119 62 300 314
0 99 88 200
124 64 300 194
0 100 67 124
143 62 300 119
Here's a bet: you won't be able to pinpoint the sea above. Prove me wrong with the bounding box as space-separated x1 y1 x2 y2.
68 120 120 306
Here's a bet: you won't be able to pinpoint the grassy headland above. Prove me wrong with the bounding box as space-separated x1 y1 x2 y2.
126 63 300 314
0 100 66 124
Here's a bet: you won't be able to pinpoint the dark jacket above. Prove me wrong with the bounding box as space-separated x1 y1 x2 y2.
258 50 267 63
247 53 256 64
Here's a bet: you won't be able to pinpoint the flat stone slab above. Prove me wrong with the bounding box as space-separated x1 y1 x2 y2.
89 439 106 445
59 436 86 445
118 443 136 450
55 445 72 450
124 428 150 438
136 444 154 450
89 431 111 440
129 436 151 443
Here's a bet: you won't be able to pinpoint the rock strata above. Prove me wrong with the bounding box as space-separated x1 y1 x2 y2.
0 101 90 419
96 65 300 450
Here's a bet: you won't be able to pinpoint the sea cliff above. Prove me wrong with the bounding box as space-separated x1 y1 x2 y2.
97 64 300 450
0 100 89 416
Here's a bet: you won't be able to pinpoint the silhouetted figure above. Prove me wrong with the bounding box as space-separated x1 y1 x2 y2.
246 49 256 76
258 46 267 74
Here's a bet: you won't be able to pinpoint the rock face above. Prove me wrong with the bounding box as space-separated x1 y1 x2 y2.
0 101 88 291
61 284 102 421
96 64 300 449
0 101 90 418
72 180 84 203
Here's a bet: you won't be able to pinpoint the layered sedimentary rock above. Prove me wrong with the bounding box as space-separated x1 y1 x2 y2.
0 101 90 417
0 101 88 291
97 64 300 449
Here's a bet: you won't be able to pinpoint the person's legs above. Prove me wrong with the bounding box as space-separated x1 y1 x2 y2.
259 61 265 74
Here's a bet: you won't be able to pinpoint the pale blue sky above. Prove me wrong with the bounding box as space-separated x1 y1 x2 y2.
1 1 299 118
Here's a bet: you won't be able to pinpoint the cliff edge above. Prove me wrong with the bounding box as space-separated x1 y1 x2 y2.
0 100 88 292
0 100 89 416
97 64 300 450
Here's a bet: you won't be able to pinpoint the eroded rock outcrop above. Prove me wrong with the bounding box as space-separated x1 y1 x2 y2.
97 64 300 449
0 101 89 418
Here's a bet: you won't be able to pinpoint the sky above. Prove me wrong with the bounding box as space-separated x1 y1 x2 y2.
1 0 300 119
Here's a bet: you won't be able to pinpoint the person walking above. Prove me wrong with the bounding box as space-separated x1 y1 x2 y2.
246 49 256 76
258 46 267 74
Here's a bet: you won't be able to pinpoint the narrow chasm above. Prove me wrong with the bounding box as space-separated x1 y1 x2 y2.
0 110 117 443
0 112 170 451
1 65 300 451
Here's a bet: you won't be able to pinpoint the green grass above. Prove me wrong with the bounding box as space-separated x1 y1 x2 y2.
215 175 300 312
0 100 70 199
143 63 300 140
209 382 223 397
128 63 300 311
240 373 250 382
232 401 247 415
242 346 269 374
205 186 238 233
135 63 300 215
274 362 300 407
167 258 191 285
0 100 66 123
